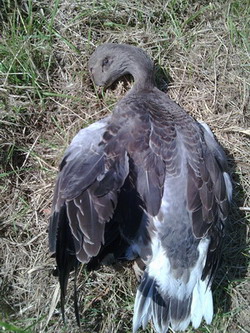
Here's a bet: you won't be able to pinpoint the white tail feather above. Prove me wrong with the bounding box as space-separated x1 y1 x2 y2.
133 287 153 332
191 278 213 329
223 171 233 201
133 237 214 333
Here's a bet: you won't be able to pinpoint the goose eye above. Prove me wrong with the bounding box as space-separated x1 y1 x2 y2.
102 57 109 66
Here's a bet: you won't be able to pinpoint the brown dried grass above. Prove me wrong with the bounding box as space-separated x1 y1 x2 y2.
0 1 249 332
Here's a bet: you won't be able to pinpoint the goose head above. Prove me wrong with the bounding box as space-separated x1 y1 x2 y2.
88 43 155 90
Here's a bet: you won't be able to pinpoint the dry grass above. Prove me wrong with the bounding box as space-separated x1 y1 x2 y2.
0 0 249 332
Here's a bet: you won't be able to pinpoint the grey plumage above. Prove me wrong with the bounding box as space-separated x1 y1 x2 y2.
49 43 232 332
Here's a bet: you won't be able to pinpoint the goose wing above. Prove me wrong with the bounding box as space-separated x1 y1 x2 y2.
147 98 232 245
158 113 232 279
188 121 232 279
49 116 131 321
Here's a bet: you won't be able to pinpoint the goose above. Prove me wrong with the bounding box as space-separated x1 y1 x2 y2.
49 43 232 332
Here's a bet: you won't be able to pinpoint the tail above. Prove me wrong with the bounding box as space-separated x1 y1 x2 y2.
133 271 213 333
49 204 80 325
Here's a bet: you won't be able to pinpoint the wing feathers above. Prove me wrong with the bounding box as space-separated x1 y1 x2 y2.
187 128 230 240
136 156 165 216
60 152 105 199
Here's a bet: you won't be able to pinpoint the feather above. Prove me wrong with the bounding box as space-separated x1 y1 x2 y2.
60 152 105 199
53 204 78 323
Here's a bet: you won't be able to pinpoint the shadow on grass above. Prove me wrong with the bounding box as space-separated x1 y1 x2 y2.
212 151 249 317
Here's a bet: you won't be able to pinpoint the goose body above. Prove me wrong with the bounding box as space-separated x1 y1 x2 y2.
49 43 232 332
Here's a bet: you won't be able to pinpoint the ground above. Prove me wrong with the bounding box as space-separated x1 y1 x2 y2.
0 1 249 332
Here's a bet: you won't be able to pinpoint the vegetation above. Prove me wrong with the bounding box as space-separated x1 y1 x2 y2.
0 0 249 332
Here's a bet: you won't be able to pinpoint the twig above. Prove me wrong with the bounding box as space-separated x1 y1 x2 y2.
239 207 250 212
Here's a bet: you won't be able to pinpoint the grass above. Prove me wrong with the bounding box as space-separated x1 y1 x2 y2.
0 0 249 332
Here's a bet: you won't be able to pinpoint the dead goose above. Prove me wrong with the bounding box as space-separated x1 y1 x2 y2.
49 43 232 332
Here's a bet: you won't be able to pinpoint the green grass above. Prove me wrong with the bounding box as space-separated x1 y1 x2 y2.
0 0 249 332
0 321 33 333
0 4 48 97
